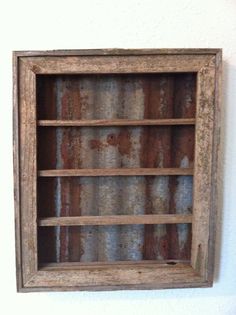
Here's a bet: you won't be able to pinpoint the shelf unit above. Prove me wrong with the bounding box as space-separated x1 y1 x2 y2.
14 49 221 292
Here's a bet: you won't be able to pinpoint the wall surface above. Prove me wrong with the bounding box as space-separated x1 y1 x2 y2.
0 0 235 314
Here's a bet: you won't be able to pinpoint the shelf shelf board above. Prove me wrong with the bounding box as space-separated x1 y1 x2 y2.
38 214 193 227
38 168 194 177
37 118 196 127
39 260 191 271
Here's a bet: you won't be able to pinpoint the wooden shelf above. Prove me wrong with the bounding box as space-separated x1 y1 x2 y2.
39 260 191 270
38 214 193 227
38 168 194 177
37 118 196 127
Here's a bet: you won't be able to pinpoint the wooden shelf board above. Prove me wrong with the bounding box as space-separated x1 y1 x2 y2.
38 214 192 226
39 260 191 271
38 168 194 177
38 118 196 127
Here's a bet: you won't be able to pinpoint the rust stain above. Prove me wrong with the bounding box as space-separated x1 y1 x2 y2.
59 77 83 119
158 235 169 258
89 129 132 157
142 75 174 119
90 139 103 150
106 133 118 146
143 178 155 259
117 129 132 156
144 225 156 259
174 74 196 118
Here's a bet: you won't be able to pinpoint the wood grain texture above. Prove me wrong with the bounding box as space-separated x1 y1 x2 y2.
206 50 222 283
18 60 38 283
13 49 221 291
39 260 190 269
38 168 194 177
38 214 193 226
23 55 214 74
24 264 203 289
14 48 221 57
13 51 23 291
191 56 218 282
38 118 196 126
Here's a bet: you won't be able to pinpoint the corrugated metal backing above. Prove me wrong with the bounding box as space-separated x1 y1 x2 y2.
37 73 196 263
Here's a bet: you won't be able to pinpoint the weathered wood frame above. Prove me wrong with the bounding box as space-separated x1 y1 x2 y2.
13 49 222 292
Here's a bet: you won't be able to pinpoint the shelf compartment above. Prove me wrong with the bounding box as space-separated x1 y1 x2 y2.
38 168 194 177
37 73 196 120
38 118 196 127
38 224 192 264
37 176 193 218
37 125 195 170
38 214 193 226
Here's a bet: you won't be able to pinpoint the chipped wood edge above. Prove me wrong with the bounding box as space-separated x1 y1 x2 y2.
191 49 222 285
13 52 23 292
18 280 212 293
207 49 222 284
19 59 38 285
13 48 221 57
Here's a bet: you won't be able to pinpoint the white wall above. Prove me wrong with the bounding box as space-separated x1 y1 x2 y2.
0 0 235 314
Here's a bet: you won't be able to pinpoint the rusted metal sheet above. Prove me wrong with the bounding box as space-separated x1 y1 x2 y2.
168 74 196 259
142 75 174 260
37 73 196 263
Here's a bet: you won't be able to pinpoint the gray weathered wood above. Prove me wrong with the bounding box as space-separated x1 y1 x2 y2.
38 214 193 226
14 48 221 292
38 168 194 177
38 118 196 126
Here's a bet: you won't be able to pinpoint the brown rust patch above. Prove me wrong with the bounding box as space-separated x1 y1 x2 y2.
89 129 131 156
179 226 192 260
139 127 172 168
117 129 132 156
173 74 196 118
60 77 83 119
142 75 174 119
143 178 155 259
158 235 169 258
90 139 103 150
171 126 195 168
107 133 118 146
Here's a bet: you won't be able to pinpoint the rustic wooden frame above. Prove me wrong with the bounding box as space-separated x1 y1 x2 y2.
13 49 222 292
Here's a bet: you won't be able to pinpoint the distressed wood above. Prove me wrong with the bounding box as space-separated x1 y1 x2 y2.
191 59 218 279
14 49 221 292
38 214 193 226
14 48 221 57
13 50 23 291
38 168 194 177
22 55 215 74
38 118 196 126
24 264 203 288
18 60 38 284
39 260 190 270
206 50 222 283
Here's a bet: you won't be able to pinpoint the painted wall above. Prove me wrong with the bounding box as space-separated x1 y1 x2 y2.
0 0 235 314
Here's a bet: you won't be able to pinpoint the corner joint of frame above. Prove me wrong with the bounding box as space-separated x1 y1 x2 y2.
18 58 39 74
23 272 38 288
